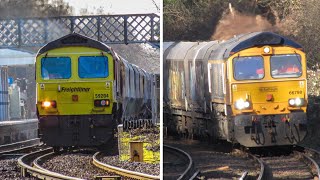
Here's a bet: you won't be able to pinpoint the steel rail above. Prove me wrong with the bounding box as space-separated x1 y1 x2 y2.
297 146 320 179
189 170 200 180
300 153 320 179
245 153 267 180
0 138 41 155
18 148 83 180
33 151 58 171
239 171 248 180
92 152 160 180
164 145 194 180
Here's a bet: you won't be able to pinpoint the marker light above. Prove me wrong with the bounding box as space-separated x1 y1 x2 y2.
263 47 270 53
94 99 110 107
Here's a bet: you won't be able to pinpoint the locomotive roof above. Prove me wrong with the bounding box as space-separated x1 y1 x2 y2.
164 32 303 61
221 31 302 58
37 33 111 55
37 33 153 76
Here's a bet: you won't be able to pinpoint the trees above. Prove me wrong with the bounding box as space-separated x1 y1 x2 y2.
0 0 72 18
164 0 320 68
164 0 226 40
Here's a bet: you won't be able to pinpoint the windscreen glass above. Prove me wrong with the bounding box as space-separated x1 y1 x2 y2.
270 54 302 78
233 56 264 80
78 56 109 78
41 57 71 79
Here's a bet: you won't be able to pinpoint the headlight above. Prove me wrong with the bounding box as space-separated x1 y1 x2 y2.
288 98 304 107
41 100 57 108
288 99 295 106
235 99 251 110
42 101 51 108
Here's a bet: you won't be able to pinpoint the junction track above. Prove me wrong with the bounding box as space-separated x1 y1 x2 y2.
19 147 159 180
163 145 195 180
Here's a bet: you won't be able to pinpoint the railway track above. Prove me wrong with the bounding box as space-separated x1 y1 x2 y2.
0 139 41 180
164 139 261 179
240 150 272 180
0 138 41 155
244 145 320 180
18 147 83 180
93 152 160 180
163 145 195 180
18 147 159 180
291 146 320 179
301 146 320 179
164 137 320 179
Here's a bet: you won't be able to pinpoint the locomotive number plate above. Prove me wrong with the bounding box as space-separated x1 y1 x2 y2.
94 93 108 99
289 90 302 95
94 90 109 99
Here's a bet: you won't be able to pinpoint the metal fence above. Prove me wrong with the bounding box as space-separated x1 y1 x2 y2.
0 14 160 47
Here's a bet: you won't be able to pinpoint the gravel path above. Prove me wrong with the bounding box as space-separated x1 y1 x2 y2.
0 156 35 180
99 154 160 176
165 138 259 179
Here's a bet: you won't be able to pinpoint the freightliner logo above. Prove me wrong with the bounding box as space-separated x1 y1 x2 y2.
259 86 278 92
61 87 90 93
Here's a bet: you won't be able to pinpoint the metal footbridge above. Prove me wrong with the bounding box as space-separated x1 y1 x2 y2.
0 14 160 47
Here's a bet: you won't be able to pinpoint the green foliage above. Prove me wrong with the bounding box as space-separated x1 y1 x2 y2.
164 0 227 40
0 0 72 18
164 0 320 68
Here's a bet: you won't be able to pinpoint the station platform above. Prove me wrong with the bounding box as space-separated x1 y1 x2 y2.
0 119 38 145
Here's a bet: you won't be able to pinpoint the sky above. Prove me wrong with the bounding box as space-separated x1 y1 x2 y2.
63 0 160 15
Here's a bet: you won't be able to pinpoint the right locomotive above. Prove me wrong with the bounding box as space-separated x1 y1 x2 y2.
164 32 307 147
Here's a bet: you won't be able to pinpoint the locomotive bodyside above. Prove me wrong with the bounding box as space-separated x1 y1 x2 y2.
163 42 214 138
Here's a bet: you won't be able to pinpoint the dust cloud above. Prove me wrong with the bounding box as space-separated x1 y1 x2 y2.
211 3 275 40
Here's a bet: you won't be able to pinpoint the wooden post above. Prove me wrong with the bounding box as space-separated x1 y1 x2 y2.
129 141 143 162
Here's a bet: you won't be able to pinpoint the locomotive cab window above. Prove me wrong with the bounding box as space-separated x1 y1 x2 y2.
41 57 71 79
78 56 109 78
233 56 264 80
270 54 302 78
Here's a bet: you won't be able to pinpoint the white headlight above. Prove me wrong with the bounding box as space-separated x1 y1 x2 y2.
235 99 251 110
289 99 295 106
235 99 245 110
288 98 304 106
244 101 250 108
295 98 302 106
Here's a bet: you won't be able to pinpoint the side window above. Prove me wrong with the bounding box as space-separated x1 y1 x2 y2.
41 57 71 79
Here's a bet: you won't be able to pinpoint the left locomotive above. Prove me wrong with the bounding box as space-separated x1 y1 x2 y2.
36 33 153 148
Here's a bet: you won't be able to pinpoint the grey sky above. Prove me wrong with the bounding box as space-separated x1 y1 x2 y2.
63 0 160 15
